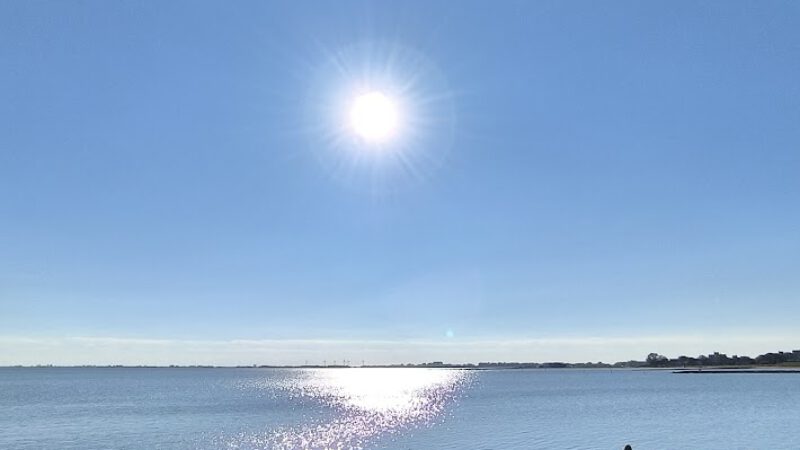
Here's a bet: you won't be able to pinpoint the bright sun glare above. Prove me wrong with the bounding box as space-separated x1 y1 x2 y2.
309 41 454 190
349 91 399 142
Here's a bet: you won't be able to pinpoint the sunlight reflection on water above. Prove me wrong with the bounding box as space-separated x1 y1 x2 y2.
225 368 471 450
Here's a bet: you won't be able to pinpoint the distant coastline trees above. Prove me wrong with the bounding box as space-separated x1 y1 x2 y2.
646 353 669 367
643 350 800 368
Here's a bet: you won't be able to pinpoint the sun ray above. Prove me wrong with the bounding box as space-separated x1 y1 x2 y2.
300 40 456 194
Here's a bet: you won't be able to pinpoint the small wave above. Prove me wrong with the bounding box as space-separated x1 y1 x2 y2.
222 368 472 450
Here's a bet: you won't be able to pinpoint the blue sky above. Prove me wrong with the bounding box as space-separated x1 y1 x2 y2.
2 1 799 364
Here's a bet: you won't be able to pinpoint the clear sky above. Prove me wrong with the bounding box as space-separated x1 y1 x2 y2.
2 1 799 365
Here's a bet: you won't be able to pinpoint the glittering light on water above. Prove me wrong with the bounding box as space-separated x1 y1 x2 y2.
225 368 471 450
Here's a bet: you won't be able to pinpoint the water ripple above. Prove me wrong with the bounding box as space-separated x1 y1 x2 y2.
223 368 471 450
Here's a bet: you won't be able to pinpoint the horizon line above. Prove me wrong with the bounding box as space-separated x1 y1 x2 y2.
1 332 798 367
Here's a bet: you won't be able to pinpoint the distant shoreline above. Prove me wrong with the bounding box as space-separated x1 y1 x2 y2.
673 368 800 374
4 349 799 370
3 364 800 372
0 365 593 370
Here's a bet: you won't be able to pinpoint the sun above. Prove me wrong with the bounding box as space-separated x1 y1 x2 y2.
349 91 399 142
306 41 455 191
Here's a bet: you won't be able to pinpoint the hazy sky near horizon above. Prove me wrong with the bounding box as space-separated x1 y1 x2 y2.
2 1 799 365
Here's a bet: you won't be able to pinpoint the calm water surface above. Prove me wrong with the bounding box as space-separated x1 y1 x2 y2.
1 368 798 449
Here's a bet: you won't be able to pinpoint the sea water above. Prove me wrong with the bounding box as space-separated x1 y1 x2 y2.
1 367 798 449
